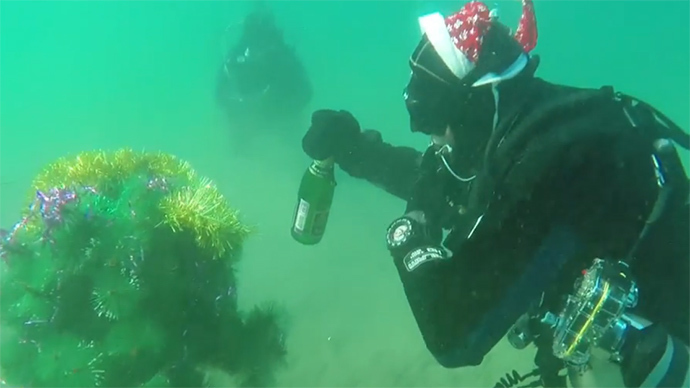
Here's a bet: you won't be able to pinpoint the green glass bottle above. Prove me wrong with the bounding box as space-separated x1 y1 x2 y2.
291 158 336 245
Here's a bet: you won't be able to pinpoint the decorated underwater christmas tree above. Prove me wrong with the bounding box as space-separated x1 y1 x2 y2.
0 149 287 387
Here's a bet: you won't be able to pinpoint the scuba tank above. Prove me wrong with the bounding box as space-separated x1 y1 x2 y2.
290 158 336 245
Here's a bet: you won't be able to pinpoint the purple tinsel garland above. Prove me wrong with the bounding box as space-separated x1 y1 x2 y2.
0 187 79 261
34 188 80 227
1 177 169 263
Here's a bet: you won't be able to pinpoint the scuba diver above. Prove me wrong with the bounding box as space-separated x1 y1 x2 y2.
301 1 690 387
216 5 313 146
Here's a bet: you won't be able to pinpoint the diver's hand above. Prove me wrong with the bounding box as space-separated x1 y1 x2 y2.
302 109 361 161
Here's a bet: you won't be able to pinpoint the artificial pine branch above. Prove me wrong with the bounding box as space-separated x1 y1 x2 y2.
0 149 287 387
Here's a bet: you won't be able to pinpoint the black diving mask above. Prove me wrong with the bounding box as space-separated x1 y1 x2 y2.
403 73 455 137
404 34 475 137
404 23 528 138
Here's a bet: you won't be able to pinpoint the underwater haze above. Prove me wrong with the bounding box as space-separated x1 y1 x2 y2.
1 1 688 386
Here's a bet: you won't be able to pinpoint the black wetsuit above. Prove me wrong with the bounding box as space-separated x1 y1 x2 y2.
334 77 690 369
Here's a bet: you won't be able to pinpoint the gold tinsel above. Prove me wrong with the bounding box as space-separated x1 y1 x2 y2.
30 149 195 194
159 177 249 260
27 148 248 260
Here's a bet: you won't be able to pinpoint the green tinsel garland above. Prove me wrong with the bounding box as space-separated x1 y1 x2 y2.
0 149 287 387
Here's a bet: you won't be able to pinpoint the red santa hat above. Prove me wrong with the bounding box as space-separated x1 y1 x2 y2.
418 0 538 87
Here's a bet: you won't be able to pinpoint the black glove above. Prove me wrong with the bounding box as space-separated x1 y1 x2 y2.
301 109 361 161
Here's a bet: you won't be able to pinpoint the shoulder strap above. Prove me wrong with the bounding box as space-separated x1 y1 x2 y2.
613 92 690 150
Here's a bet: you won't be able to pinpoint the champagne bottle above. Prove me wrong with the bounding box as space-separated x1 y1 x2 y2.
291 158 336 245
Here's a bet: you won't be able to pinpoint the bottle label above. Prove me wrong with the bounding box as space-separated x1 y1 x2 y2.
294 199 310 232
311 210 330 237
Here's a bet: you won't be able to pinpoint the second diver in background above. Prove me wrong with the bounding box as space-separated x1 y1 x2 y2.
216 5 313 148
